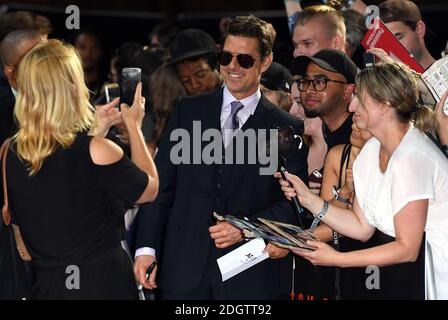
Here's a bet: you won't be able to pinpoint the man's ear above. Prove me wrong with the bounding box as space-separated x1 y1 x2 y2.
332 35 345 52
261 53 273 73
415 21 426 39
343 84 355 101
4 66 15 82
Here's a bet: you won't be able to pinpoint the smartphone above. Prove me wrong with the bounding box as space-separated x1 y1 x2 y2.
104 83 120 103
120 67 141 108
363 52 375 68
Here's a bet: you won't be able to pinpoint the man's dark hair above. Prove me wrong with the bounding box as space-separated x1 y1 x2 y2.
223 15 275 58
181 52 218 71
0 10 52 40
0 28 41 66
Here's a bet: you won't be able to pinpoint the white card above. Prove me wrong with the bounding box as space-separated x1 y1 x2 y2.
217 237 269 282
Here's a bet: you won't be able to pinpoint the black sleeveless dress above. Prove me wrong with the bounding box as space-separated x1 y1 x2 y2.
6 133 148 299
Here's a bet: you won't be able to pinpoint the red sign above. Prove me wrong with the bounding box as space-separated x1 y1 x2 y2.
361 18 425 73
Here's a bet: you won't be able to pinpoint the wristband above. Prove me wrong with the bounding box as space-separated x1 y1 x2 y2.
309 200 329 233
331 185 351 205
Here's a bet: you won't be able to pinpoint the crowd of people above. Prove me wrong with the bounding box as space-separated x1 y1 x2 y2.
0 0 447 300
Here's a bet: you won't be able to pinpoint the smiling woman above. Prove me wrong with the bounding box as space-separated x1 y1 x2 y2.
277 62 448 300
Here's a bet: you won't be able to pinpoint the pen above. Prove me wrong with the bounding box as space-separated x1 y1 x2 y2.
137 260 157 291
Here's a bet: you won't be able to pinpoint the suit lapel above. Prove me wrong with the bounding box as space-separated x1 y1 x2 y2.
201 88 223 132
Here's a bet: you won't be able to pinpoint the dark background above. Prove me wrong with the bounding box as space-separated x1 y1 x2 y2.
0 0 446 66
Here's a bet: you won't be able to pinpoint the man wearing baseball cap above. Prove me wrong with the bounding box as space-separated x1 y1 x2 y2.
260 62 292 112
169 28 222 96
290 48 357 150
379 0 435 70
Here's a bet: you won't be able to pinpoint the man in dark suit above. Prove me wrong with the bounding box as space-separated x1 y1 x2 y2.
134 15 308 299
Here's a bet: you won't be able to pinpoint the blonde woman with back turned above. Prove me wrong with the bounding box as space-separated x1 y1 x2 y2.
3 39 158 299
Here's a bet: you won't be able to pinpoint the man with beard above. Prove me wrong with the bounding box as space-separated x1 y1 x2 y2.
290 49 357 150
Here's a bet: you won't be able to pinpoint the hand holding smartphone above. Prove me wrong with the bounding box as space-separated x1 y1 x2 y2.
120 67 142 109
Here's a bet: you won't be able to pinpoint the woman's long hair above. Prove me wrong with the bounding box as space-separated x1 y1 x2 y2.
149 64 186 148
14 39 95 176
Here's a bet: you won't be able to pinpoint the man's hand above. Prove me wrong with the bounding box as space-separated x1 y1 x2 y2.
209 221 244 249
264 243 289 259
90 98 122 137
134 255 157 290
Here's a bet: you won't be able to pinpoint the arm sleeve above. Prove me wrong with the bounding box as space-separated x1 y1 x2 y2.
135 99 182 251
96 154 149 216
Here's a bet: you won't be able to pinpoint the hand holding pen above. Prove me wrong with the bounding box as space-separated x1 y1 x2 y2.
135 257 157 290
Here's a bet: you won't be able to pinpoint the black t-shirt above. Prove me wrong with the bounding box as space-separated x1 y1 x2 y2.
323 113 353 150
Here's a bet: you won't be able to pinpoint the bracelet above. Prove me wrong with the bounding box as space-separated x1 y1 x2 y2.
331 185 351 205
309 200 329 233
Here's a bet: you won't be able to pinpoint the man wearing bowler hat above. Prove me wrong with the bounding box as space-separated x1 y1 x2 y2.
169 28 222 96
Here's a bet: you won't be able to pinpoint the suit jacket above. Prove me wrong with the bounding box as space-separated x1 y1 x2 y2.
136 88 308 298
0 74 16 147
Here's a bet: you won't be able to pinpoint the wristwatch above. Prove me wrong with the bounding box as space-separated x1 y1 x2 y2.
309 200 329 233
332 185 351 205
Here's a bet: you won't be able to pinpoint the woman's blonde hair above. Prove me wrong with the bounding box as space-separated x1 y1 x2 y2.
356 62 436 133
14 39 95 176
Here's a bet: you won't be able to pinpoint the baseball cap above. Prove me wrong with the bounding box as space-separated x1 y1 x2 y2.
169 29 217 65
289 49 358 84
261 62 292 93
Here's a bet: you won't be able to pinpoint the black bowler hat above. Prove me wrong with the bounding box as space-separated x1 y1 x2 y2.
261 62 292 93
290 49 358 84
169 28 217 65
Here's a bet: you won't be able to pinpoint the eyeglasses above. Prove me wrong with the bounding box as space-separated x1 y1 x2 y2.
296 77 348 92
219 51 259 69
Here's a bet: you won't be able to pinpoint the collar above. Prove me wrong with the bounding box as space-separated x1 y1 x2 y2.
222 85 261 110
